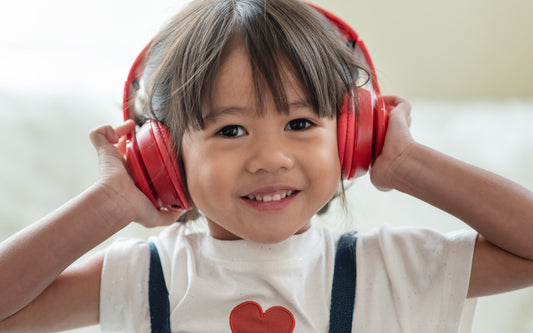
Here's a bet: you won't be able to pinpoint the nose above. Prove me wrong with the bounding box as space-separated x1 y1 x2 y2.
244 133 295 174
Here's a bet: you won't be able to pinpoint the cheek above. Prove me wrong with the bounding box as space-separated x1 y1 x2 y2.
325 124 342 197
188 162 226 197
317 145 342 196
183 146 236 210
324 120 342 177
181 134 211 206
306 127 341 201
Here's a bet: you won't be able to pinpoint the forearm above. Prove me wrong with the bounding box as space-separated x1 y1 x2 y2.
0 183 131 320
392 143 533 260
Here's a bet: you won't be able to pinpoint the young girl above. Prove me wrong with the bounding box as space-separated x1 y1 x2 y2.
2 0 533 332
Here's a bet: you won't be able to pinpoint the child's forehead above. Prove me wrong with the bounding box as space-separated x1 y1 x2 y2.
201 43 314 118
202 97 313 123
211 46 306 98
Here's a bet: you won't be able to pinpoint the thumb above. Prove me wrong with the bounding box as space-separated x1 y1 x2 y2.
141 208 188 228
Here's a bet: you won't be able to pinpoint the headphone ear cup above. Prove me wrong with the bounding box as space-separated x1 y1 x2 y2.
337 93 354 179
150 121 191 210
372 95 388 159
352 88 374 178
125 135 162 209
132 120 191 210
338 89 374 179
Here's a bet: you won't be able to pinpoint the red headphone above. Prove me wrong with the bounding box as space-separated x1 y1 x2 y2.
122 3 388 211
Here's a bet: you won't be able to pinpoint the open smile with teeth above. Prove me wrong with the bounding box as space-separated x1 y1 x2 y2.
245 190 297 202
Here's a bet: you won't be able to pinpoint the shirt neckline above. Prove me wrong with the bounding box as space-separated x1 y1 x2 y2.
201 225 323 263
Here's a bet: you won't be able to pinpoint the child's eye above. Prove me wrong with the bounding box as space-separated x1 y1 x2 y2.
217 125 247 138
285 118 314 131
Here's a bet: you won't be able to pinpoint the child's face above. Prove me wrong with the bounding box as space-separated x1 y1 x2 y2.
181 45 341 243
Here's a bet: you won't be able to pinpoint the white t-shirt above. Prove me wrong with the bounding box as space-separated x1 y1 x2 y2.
100 224 477 332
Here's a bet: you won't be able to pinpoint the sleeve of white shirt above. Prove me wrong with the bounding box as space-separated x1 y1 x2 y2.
354 225 478 333
100 238 152 333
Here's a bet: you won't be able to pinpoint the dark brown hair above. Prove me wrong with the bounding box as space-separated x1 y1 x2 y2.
137 0 367 220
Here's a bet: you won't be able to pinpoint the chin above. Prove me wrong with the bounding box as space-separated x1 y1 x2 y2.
207 215 312 243
249 234 291 244
245 225 310 244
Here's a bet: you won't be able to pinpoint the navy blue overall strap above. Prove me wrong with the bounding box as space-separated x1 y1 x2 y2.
148 241 171 333
148 235 357 333
329 232 358 333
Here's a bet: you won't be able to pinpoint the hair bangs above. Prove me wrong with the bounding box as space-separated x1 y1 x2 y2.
234 0 363 119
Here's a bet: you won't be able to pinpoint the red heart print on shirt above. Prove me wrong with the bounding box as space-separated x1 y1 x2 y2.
230 301 295 333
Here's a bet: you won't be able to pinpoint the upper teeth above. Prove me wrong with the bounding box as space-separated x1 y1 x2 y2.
248 190 294 202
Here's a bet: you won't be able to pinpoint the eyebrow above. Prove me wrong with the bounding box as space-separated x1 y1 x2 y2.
202 99 313 125
202 107 247 126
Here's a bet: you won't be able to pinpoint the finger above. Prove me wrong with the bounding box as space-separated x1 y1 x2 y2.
114 120 136 139
383 95 411 111
116 136 128 155
391 105 412 129
386 97 411 119
89 125 119 149
144 208 187 228
159 209 187 226
382 95 402 107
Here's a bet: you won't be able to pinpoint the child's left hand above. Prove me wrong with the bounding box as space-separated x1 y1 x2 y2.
369 95 415 191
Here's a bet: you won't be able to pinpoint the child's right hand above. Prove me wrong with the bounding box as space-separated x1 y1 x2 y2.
89 120 184 228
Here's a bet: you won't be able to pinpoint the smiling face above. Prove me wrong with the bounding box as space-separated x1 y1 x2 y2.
181 45 341 243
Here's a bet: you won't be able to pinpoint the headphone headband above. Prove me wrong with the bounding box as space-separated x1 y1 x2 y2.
122 3 383 121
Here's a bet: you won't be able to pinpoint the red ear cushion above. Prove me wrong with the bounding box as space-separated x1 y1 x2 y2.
372 95 388 160
337 101 348 172
338 93 355 179
151 122 192 210
338 89 374 179
344 97 356 179
125 138 162 209
136 121 191 210
352 88 374 178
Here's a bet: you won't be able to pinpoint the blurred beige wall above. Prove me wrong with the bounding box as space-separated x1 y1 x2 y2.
313 0 533 100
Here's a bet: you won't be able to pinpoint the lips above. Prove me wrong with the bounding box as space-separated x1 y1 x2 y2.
241 188 299 212
246 190 296 202
241 187 300 210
